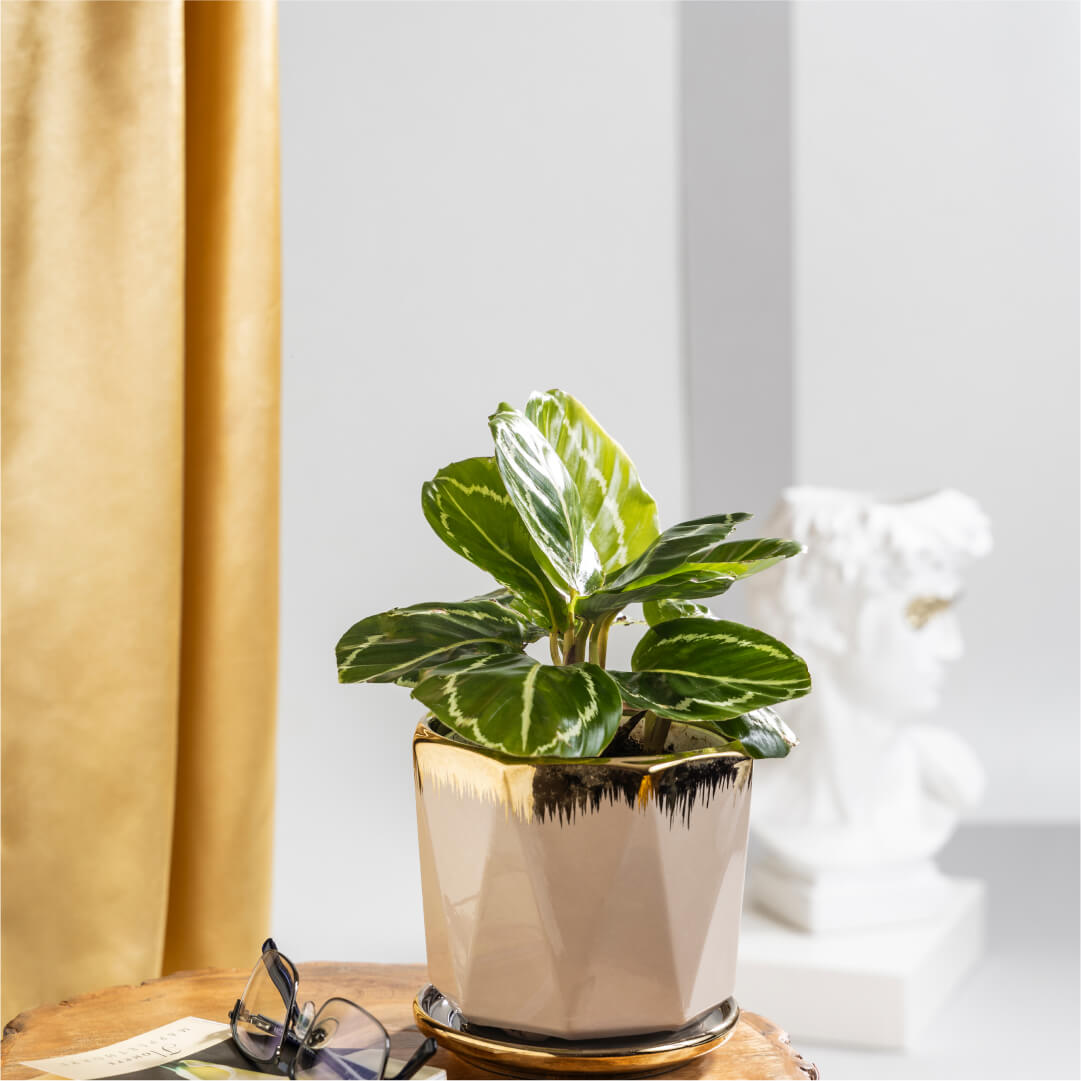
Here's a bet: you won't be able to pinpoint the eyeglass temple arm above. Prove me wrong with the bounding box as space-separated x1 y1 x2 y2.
231 1005 281 1034
259 938 298 1007
390 1038 438 1080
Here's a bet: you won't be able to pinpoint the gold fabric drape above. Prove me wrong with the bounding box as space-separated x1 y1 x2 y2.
1 0 280 1023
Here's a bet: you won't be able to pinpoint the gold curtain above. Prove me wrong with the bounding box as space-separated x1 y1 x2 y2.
1 0 280 1023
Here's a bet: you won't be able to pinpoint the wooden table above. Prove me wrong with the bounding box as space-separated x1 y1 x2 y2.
2 964 818 1080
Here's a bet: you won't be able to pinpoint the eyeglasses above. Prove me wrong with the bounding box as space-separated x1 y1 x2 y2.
229 938 437 1080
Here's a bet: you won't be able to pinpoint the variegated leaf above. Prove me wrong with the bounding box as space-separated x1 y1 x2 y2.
422 456 570 630
608 513 753 583
705 707 799 759
608 617 811 722
525 389 660 573
578 517 801 618
474 587 543 626
642 598 717 626
412 653 622 758
489 405 603 596
336 595 544 686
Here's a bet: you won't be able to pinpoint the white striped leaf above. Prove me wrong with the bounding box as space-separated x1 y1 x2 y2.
608 617 811 722
489 406 603 596
479 587 544 626
577 514 747 619
422 456 570 630
412 653 622 758
578 517 800 618
642 598 717 626
525 389 660 574
336 595 544 687
609 513 752 581
705 707 799 759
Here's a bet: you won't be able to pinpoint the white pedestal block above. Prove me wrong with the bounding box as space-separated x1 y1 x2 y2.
752 858 955 932
735 876 986 1048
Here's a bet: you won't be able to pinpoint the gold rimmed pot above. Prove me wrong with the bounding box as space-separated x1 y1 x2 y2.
412 984 739 1078
412 718 753 1067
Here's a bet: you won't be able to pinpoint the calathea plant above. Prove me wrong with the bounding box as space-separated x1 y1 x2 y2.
337 390 811 759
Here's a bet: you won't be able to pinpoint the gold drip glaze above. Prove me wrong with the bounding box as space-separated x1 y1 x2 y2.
414 736 538 820
636 773 653 810
413 720 751 826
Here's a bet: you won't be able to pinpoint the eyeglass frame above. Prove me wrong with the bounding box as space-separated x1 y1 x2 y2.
228 937 436 1080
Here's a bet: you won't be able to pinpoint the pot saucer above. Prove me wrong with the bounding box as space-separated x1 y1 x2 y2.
412 985 739 1078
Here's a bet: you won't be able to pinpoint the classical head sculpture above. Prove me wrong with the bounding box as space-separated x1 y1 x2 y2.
746 487 992 875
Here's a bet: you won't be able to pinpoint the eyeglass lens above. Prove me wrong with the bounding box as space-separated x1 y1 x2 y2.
234 950 295 1062
294 997 390 1080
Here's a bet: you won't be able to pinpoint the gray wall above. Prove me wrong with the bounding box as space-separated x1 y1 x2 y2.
682 2 793 528
680 2 793 628
792 0 1080 821
681 0 1079 822
276 0 683 962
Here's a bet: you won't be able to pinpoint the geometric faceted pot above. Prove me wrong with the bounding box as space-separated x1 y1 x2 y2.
412 719 753 1042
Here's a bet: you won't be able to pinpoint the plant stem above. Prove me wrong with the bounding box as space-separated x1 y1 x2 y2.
643 712 671 754
548 631 561 666
618 709 646 741
599 709 646 756
565 621 590 664
561 627 575 665
587 620 602 665
597 613 615 667
587 613 617 667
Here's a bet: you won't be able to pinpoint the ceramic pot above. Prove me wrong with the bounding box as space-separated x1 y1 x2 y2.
412 719 753 1040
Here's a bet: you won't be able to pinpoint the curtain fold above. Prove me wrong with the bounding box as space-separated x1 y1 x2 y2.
1 0 280 1023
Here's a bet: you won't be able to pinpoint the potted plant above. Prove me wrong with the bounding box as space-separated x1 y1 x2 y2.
336 390 810 1073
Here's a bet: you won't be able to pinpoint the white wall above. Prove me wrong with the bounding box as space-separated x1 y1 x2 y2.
681 1 1078 822
682 1 792 531
276 0 1078 962
792 1 1080 821
276 1 683 961
681 2 792 630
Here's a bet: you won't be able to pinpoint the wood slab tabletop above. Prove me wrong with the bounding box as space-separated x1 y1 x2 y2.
2 963 818 1080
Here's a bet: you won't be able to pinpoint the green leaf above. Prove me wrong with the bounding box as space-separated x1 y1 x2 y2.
475 587 545 626
608 617 811 722
609 513 752 580
642 598 717 626
422 456 570 630
489 406 603 596
336 595 545 687
706 707 799 759
525 389 660 574
412 653 622 758
578 515 801 618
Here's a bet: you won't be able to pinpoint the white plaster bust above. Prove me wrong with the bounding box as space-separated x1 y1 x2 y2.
746 487 992 878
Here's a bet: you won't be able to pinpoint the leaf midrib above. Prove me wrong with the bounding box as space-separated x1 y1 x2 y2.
339 635 517 680
441 476 562 628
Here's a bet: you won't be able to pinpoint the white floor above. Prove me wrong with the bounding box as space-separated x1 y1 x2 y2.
793 825 1079 1080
